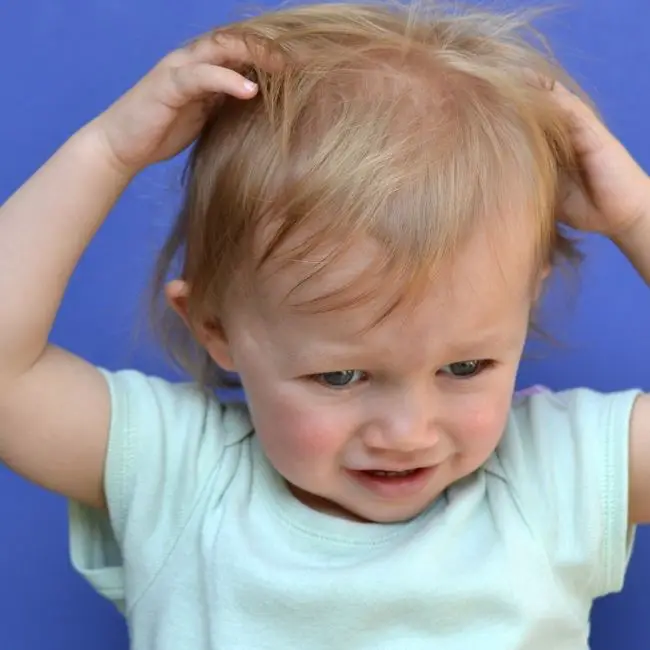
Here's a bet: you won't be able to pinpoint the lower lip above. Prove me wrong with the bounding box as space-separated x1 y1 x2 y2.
347 467 435 499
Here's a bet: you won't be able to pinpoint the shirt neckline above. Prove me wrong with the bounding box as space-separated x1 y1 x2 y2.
251 436 444 547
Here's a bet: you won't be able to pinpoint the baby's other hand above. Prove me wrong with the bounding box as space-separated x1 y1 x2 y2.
553 83 650 239
88 34 260 177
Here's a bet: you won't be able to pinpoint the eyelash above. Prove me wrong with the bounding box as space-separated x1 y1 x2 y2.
311 360 494 389
440 359 494 379
313 370 368 389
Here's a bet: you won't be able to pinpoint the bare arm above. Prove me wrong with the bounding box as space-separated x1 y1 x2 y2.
0 130 130 508
618 215 650 524
0 35 258 508
548 83 650 525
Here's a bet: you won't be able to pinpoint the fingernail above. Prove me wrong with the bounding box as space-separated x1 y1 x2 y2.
244 80 257 92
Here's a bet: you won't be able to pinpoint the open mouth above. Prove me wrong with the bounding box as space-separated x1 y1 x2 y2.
364 469 420 478
349 466 435 498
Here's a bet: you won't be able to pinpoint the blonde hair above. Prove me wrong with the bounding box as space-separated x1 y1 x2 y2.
153 0 585 386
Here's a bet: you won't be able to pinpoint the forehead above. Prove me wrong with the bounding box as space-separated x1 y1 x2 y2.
241 223 537 347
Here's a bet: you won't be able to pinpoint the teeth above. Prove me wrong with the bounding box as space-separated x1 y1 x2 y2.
368 469 417 477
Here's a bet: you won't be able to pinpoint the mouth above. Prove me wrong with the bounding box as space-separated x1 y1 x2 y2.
364 469 421 478
347 466 436 499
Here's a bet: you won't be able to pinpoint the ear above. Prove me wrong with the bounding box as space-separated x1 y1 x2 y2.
165 279 237 372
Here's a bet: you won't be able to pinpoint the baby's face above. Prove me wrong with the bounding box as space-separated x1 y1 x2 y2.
215 228 538 523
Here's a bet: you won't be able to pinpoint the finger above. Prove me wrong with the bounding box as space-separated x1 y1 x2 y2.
169 62 258 106
185 32 284 72
522 68 555 91
559 177 593 225
551 82 599 119
187 33 256 66
549 82 616 155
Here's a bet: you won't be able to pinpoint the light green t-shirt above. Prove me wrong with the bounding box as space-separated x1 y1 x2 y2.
69 370 639 649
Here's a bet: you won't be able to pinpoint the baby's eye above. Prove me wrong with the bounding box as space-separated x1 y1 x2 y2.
315 370 366 388
439 360 491 378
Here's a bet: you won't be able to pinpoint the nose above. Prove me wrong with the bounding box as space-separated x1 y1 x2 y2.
361 387 440 453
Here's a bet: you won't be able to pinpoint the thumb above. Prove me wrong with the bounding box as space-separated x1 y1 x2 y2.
558 178 593 228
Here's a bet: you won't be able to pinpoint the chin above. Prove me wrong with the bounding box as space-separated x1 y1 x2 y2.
345 499 436 524
290 483 438 523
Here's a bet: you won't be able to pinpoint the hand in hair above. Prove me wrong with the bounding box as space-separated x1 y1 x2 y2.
0 33 260 508
554 82 650 240
90 33 260 176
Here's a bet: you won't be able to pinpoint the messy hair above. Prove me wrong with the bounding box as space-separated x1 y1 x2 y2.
152 0 586 387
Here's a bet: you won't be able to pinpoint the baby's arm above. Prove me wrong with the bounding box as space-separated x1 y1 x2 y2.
0 35 259 508
551 84 650 525
619 217 650 523
0 129 129 508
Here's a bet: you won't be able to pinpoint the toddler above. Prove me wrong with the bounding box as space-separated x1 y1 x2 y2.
1 2 650 648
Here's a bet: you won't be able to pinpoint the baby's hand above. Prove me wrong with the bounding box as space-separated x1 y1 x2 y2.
553 83 650 239
89 34 259 176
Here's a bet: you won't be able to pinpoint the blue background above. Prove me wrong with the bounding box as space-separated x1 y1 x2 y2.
0 0 648 648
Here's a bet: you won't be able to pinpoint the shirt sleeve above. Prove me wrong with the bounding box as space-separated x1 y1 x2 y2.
68 369 251 612
495 387 640 599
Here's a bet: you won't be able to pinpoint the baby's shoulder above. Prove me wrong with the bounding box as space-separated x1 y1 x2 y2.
480 386 640 598
491 385 639 495
509 384 637 436
102 368 252 449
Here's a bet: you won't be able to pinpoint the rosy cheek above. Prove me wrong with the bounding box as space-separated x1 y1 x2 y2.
466 405 502 435
262 399 345 462
449 399 509 452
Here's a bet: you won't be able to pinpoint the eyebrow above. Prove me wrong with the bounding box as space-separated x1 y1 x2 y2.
442 330 518 354
292 328 516 363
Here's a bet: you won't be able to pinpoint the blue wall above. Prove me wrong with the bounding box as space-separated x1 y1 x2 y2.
0 1 648 647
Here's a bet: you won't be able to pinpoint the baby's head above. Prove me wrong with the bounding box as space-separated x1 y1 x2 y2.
155 1 583 522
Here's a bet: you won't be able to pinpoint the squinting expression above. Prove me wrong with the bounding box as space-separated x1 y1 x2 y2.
213 229 538 523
